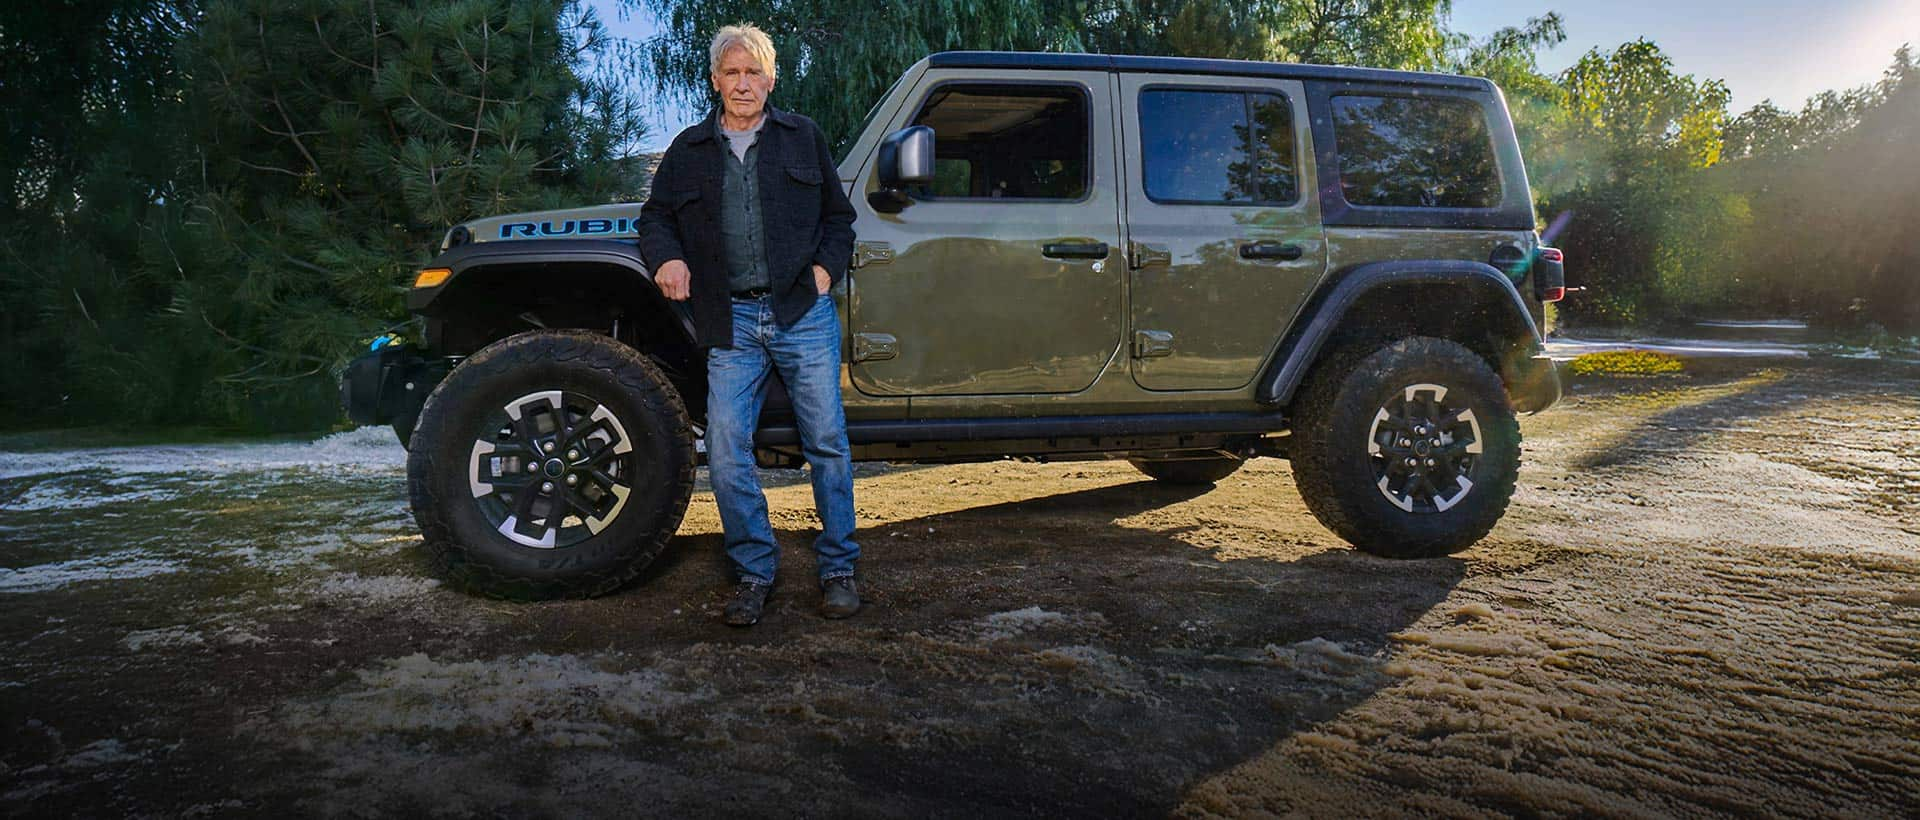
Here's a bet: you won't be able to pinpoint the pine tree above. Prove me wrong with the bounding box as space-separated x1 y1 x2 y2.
165 0 649 427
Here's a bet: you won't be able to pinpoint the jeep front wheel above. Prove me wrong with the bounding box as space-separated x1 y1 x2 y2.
406 330 695 599
1290 336 1521 558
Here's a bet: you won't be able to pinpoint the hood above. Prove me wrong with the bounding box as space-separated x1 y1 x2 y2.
443 202 646 251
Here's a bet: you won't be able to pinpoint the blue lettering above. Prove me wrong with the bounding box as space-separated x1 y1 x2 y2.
500 222 537 239
579 219 613 235
538 220 576 236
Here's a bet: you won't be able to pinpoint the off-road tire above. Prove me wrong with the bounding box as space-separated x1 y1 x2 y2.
393 406 421 451
407 330 695 600
1290 336 1521 558
1129 456 1244 485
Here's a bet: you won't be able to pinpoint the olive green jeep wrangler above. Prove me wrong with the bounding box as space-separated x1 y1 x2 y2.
342 51 1566 600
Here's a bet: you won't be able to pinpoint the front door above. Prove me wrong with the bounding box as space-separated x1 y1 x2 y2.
1119 74 1327 391
846 71 1123 396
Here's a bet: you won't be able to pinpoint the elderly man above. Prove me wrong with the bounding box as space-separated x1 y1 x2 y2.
638 24 859 626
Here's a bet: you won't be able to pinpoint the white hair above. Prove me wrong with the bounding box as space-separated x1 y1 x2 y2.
709 24 777 79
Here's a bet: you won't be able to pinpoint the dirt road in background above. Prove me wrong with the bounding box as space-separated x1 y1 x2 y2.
3 357 1917 816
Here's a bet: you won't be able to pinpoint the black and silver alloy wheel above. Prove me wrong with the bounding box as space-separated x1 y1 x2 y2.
1291 336 1521 559
408 330 695 600
469 390 637 548
1366 383 1485 514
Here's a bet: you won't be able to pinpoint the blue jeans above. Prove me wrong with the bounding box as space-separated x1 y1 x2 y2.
707 294 858 585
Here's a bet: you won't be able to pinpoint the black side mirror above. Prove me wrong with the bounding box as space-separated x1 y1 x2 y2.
869 125 934 214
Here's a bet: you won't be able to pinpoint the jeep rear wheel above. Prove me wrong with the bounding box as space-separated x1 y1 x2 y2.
1130 456 1244 485
1291 336 1520 558
407 330 694 599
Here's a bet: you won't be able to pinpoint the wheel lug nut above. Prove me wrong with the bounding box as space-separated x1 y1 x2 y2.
1404 457 1418 468
526 463 537 473
541 481 554 493
567 449 578 460
1424 458 1436 468
543 442 555 453
566 474 578 486
1398 438 1411 448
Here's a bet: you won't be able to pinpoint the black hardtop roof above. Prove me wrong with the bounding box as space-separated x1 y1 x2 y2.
926 51 1495 92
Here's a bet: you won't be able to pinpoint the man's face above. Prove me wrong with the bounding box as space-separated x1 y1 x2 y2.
711 45 774 122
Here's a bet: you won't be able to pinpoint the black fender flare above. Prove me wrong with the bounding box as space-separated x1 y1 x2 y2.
407 239 694 343
1257 259 1550 407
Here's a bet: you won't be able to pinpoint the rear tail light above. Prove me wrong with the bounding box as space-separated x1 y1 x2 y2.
1536 246 1566 302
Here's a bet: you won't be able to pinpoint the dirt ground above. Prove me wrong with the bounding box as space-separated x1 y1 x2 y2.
2 356 1917 817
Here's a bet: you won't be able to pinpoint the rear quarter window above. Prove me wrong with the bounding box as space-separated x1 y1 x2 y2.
1331 94 1501 209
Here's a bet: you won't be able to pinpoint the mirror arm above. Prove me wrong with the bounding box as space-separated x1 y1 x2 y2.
868 189 912 214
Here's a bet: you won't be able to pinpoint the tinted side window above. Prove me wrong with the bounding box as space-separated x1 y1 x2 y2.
1331 94 1500 208
1140 89 1297 205
910 84 1088 200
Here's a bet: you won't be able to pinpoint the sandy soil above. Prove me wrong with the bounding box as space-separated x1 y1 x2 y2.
2 357 1917 817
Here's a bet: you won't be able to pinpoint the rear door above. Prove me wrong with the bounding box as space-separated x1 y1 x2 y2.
1118 73 1327 391
845 71 1124 396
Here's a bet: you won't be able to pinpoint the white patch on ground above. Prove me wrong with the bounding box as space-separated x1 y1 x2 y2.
122 626 205 652
273 653 711 748
61 739 148 768
309 573 441 604
229 533 358 571
0 554 183 593
1260 638 1385 687
0 426 404 481
0 481 182 512
1544 335 1810 361
977 606 1103 640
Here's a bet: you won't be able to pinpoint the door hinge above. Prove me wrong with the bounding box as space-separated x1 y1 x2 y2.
1132 330 1174 359
853 332 898 363
1128 241 1170 270
851 241 894 269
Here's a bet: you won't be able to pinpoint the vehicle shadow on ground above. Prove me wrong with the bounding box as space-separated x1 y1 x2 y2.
1569 366 1814 472
594 480 1468 817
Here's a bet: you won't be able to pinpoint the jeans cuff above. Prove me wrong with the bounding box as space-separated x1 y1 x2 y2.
736 574 774 586
819 570 856 581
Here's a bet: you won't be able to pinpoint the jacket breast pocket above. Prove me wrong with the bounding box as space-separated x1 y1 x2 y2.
660 185 703 211
785 165 823 187
781 166 823 231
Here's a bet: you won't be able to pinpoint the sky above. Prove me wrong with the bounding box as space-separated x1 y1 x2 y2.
592 0 1920 149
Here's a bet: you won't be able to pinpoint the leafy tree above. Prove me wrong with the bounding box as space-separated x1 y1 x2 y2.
2 0 649 431
1704 44 1919 329
633 0 1083 150
633 0 1458 149
0 1 199 426
1444 14 1576 195
1542 39 1732 325
1560 38 1730 179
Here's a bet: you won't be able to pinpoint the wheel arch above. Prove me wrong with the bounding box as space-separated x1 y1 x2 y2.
1259 260 1555 412
408 239 704 406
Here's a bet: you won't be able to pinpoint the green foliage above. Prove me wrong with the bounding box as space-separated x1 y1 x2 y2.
1567 350 1684 377
633 0 1457 149
1692 45 1920 329
1 0 647 431
1539 39 1735 327
634 0 1080 149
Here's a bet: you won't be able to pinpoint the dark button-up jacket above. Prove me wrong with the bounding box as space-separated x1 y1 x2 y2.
637 107 857 349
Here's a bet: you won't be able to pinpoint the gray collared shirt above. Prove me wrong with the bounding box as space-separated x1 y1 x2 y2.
718 116 769 294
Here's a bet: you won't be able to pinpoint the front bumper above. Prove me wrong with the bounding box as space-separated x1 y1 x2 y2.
340 344 446 426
